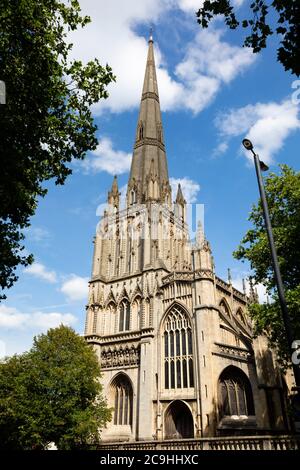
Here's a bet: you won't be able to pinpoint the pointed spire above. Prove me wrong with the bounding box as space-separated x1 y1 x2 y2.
107 175 120 211
127 35 170 205
142 34 159 97
110 175 119 195
227 268 232 284
176 184 186 205
248 276 259 303
149 26 153 43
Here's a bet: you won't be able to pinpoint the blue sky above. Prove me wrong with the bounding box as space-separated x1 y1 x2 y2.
1 0 300 357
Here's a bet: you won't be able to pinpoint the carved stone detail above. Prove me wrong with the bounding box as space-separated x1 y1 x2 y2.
214 342 253 360
134 137 165 152
101 344 140 368
142 91 159 102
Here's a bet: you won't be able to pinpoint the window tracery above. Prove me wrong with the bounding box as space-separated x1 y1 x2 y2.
163 305 194 389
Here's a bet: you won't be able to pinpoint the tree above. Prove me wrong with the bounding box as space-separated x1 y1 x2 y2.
0 325 111 449
196 1 300 76
234 165 300 367
0 0 115 299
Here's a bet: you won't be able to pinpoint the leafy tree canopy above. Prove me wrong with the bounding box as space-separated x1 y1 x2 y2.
0 325 111 449
196 0 300 76
234 165 300 367
0 0 115 299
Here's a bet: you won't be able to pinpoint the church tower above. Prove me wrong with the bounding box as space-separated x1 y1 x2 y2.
85 36 288 442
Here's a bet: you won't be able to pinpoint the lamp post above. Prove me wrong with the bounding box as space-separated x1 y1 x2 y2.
0 80 5 105
242 138 300 390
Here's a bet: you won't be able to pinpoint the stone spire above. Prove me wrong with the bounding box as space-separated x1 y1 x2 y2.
107 175 120 213
175 184 186 205
249 276 259 304
174 183 186 221
127 34 171 206
242 278 246 295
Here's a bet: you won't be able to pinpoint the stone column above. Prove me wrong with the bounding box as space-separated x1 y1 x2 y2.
194 304 220 437
137 337 154 440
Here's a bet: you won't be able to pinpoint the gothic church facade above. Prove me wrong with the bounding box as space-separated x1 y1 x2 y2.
84 36 288 442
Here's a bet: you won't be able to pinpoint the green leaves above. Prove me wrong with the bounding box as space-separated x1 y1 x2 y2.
197 0 239 29
234 165 300 368
0 325 111 449
0 0 116 299
196 0 300 76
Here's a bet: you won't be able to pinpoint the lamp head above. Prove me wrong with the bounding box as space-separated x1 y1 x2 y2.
242 138 253 151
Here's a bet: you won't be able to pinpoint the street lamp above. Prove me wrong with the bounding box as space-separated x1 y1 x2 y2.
242 138 300 390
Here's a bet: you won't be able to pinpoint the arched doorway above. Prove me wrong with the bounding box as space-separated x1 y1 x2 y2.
164 400 194 439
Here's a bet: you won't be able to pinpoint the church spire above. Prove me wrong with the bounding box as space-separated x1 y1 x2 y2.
175 183 186 205
127 35 171 206
107 175 120 213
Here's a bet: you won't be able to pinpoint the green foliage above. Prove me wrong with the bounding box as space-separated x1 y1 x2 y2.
0 0 115 299
196 1 300 76
233 165 300 367
0 325 111 449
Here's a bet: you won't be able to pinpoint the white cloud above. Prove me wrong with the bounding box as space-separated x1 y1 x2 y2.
212 141 228 158
170 177 200 203
32 312 77 329
215 104 256 137
82 137 131 175
173 29 255 114
176 29 253 84
61 275 89 302
177 0 202 11
24 226 51 243
68 1 256 115
24 262 57 284
0 305 77 330
69 0 172 114
216 99 300 164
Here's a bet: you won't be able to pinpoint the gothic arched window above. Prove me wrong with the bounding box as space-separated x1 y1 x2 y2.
236 308 246 325
219 299 231 318
218 366 255 417
130 189 136 205
119 300 130 332
131 297 141 330
163 305 194 390
111 375 133 426
105 302 116 335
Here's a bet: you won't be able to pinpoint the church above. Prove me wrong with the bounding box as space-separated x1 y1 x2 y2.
84 35 289 443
